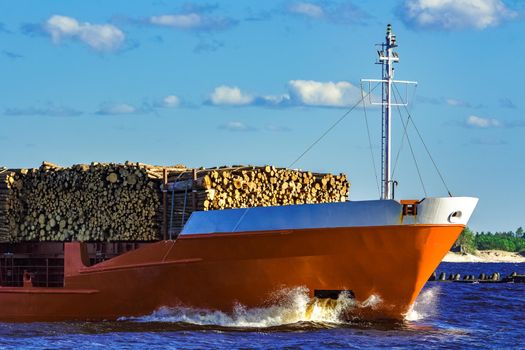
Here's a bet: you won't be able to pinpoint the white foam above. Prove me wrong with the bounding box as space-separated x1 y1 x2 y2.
122 287 381 328
404 286 441 321
361 294 383 309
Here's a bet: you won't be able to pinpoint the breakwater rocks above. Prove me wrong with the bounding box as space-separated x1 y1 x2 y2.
428 271 525 283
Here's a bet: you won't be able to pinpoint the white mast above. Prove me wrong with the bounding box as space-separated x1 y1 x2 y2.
380 24 398 200
361 24 416 200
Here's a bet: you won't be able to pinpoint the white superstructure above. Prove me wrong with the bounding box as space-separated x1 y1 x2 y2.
181 197 478 234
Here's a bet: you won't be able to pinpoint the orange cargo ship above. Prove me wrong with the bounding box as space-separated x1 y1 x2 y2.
0 25 478 322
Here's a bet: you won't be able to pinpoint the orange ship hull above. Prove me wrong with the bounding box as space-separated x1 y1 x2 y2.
0 224 462 322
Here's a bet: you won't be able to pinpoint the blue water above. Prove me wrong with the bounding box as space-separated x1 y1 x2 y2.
0 262 523 349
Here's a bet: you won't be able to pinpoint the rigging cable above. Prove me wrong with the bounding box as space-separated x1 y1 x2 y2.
391 107 410 178
360 86 381 197
289 82 381 168
392 84 418 177
392 88 427 197
393 84 453 197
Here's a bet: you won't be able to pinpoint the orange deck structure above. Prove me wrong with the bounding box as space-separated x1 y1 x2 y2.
0 223 463 322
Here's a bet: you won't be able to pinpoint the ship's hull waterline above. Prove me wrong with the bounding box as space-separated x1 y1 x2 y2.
0 197 477 322
0 223 462 322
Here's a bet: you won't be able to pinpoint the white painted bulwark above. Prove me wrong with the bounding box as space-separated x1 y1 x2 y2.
180 197 478 235
412 197 478 226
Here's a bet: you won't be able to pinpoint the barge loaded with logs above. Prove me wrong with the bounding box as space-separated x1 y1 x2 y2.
0 25 477 322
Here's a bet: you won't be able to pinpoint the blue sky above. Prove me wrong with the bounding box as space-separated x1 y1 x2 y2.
1 0 524 232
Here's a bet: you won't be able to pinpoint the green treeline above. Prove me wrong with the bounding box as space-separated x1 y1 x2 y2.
453 227 525 253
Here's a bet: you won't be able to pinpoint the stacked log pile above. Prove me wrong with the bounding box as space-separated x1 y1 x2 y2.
0 162 349 242
164 166 349 235
0 169 16 242
0 162 178 242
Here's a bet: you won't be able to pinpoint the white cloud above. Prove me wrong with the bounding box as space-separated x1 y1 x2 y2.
257 94 292 106
466 115 500 128
45 15 124 51
288 80 361 107
162 95 180 108
209 86 253 106
289 2 325 18
148 13 236 31
218 121 256 132
446 98 471 107
206 80 363 108
97 103 137 115
150 14 202 28
286 1 368 24
401 0 517 30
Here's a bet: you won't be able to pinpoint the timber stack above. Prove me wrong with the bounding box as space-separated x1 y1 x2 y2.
0 162 178 242
0 162 349 242
163 166 349 235
0 168 15 242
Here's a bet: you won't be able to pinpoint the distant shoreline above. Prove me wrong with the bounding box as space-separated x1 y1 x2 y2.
443 250 525 263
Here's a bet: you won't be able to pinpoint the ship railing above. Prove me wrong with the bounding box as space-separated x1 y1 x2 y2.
0 257 64 288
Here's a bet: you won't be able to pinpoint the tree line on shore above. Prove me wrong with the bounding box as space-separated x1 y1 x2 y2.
453 227 525 253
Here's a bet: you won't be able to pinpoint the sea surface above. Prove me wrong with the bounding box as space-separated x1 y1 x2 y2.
0 262 523 349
